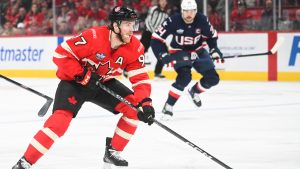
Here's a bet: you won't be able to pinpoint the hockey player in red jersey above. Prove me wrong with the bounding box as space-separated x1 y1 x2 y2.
12 6 155 169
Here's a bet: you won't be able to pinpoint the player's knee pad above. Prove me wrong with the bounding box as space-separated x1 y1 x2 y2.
200 69 220 88
175 66 192 89
43 110 73 137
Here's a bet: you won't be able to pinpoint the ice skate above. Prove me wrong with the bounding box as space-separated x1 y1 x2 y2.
161 103 173 120
188 88 202 107
103 137 128 169
12 157 31 169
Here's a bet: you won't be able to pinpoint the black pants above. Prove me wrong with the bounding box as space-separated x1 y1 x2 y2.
52 79 133 117
140 30 164 75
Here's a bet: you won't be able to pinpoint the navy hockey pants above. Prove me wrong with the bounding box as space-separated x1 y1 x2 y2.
172 49 219 90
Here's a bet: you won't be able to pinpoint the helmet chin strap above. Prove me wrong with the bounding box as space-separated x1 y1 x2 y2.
117 31 125 43
112 22 125 43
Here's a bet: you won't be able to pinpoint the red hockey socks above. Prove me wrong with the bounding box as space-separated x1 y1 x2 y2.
23 110 73 164
112 95 139 151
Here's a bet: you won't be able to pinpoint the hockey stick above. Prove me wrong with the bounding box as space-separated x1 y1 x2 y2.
0 74 53 117
96 82 233 169
220 37 284 59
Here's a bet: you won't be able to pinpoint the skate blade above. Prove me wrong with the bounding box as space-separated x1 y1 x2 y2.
103 162 128 169
103 162 112 169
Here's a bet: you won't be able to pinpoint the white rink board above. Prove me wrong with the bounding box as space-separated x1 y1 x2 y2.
0 36 57 69
217 33 269 71
277 33 300 72
1 33 299 74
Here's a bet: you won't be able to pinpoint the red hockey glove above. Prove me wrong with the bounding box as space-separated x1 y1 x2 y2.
210 47 224 63
75 67 103 90
137 98 155 125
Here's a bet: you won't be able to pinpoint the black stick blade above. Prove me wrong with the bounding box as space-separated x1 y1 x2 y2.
38 99 53 117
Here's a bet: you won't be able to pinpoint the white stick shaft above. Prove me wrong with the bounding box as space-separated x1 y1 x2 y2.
270 37 285 54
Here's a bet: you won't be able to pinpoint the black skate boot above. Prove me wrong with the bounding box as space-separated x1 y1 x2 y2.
161 103 173 120
103 137 128 167
188 88 202 107
12 156 31 169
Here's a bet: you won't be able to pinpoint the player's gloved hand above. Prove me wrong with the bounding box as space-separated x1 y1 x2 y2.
160 51 194 64
137 98 155 125
210 47 224 63
75 67 103 90
160 53 173 64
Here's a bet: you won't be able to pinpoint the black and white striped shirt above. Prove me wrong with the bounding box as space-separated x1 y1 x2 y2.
145 6 169 33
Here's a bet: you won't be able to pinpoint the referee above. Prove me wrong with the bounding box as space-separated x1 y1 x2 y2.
140 0 169 79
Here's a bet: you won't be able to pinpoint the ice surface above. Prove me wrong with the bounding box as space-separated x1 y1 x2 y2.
1 78 300 169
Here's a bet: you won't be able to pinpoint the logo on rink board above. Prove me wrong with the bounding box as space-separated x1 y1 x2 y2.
0 46 44 62
289 36 300 66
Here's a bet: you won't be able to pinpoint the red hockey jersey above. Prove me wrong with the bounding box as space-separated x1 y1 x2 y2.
53 26 151 103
